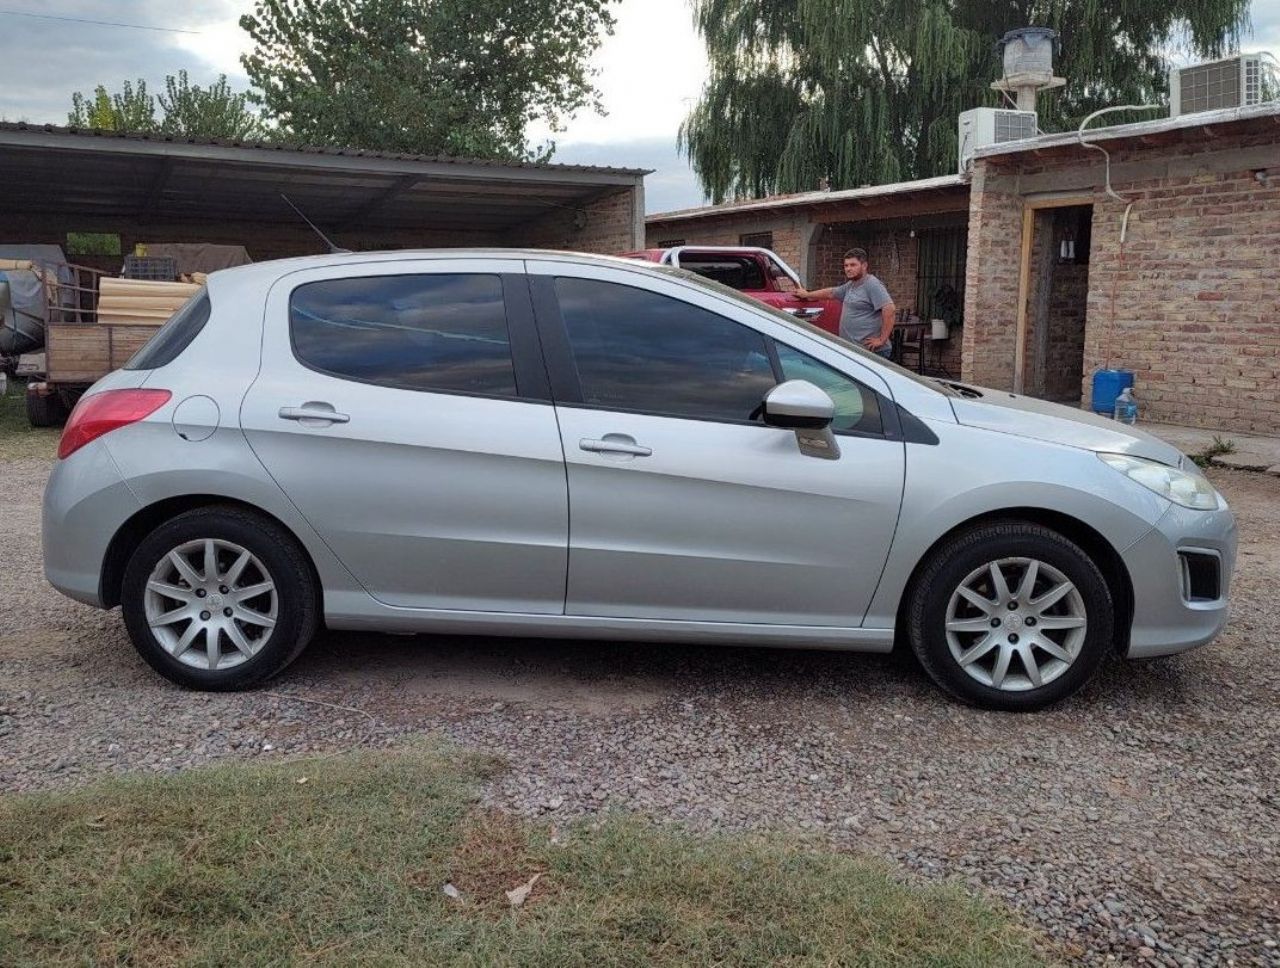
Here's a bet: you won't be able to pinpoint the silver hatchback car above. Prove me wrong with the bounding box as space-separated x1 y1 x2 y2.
43 250 1236 710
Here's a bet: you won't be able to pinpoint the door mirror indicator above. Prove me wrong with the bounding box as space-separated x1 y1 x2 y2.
761 380 836 430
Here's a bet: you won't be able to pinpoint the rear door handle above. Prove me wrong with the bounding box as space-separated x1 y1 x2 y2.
579 436 652 457
279 403 350 425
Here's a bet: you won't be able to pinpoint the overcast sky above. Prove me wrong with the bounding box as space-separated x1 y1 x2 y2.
0 0 1277 214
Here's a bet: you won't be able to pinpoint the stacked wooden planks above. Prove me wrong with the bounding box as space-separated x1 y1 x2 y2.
97 278 201 326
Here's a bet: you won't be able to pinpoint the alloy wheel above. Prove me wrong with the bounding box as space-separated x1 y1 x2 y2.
944 557 1087 692
143 538 278 671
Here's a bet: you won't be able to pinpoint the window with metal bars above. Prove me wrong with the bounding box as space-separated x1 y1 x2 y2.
739 231 774 249
914 226 967 327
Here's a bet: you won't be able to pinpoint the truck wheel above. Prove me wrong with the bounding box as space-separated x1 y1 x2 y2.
26 388 67 427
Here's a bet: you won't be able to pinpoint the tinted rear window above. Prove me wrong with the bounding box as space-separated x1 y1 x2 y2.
289 274 517 396
124 290 211 370
679 255 767 291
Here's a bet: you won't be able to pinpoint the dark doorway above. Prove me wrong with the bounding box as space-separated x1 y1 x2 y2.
1023 204 1093 404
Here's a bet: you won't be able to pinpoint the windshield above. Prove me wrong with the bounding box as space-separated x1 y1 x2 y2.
649 263 952 395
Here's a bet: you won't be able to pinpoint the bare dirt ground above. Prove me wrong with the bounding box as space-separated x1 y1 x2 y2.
2 454 1277 966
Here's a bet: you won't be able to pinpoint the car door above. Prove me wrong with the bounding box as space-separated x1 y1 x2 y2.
240 259 568 613
527 259 906 628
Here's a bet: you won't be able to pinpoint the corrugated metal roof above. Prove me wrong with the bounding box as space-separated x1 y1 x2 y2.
0 122 651 177
647 174 967 223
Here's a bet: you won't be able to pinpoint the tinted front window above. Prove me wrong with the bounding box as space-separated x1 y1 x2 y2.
125 290 210 370
290 274 517 396
555 277 775 422
775 343 883 435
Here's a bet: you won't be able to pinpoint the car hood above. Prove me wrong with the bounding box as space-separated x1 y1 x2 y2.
945 384 1187 467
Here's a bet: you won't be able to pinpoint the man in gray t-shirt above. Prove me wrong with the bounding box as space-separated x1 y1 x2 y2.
794 247 897 358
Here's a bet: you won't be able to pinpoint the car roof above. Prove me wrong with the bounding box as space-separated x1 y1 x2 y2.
204 248 668 288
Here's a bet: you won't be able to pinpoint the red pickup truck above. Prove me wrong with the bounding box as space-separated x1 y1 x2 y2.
620 246 842 334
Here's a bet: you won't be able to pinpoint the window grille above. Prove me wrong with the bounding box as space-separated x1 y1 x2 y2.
915 226 967 326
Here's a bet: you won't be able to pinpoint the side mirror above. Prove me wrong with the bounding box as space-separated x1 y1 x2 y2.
761 380 835 430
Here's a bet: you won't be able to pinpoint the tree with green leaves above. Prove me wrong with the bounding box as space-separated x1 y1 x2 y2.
681 0 1252 202
159 71 268 140
68 74 265 140
239 0 616 161
68 80 157 132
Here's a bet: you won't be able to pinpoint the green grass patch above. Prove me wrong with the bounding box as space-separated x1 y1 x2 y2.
1190 435 1237 468
0 744 1049 967
0 377 59 461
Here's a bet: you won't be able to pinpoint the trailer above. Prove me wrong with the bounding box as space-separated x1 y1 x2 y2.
22 265 193 426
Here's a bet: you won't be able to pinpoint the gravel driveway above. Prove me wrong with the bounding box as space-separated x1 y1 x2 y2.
2 453 1277 966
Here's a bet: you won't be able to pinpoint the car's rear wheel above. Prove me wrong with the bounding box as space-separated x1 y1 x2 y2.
121 507 319 690
906 521 1113 711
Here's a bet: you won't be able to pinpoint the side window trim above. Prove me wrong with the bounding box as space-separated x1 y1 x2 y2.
527 274 584 405
501 273 553 402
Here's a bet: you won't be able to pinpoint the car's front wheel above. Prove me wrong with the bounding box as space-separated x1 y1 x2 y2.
906 521 1114 711
121 506 319 690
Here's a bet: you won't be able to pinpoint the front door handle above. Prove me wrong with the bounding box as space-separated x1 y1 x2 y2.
279 403 350 425
579 435 652 457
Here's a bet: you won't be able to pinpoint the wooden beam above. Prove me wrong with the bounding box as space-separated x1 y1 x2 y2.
1012 203 1035 395
1024 193 1095 211
1029 210 1056 398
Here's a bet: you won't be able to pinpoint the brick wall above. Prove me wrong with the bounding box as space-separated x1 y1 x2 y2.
961 165 1024 389
1085 168 1280 431
515 186 641 254
1043 263 1089 402
968 128 1280 431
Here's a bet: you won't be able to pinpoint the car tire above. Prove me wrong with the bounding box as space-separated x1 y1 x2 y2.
121 506 319 691
26 389 66 427
906 520 1114 712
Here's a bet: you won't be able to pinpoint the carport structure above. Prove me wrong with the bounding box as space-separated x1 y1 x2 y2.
0 123 647 261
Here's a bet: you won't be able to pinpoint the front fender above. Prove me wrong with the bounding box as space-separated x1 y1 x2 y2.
865 421 1169 628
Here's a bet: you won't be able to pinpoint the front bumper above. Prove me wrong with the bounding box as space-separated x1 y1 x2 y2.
42 441 140 607
1122 500 1237 659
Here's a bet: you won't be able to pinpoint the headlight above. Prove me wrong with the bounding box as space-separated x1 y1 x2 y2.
1098 453 1220 509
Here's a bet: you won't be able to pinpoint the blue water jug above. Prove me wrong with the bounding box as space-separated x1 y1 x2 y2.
1091 369 1134 415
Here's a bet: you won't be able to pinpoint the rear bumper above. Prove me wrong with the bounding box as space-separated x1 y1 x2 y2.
42 442 140 607
1122 501 1237 659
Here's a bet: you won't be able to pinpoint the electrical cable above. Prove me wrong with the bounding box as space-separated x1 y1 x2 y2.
1076 105 1164 369
0 8 200 34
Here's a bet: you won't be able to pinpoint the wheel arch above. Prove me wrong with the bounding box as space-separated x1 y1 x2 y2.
100 495 324 615
894 507 1134 655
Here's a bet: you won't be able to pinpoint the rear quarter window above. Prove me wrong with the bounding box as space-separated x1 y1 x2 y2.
124 290 211 370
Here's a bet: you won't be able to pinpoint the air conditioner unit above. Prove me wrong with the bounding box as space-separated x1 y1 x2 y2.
1169 55 1264 117
957 108 1039 174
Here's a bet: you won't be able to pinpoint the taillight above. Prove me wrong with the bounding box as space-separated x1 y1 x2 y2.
58 389 172 460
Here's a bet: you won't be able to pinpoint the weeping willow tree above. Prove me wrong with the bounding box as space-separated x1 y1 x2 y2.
681 0 1252 202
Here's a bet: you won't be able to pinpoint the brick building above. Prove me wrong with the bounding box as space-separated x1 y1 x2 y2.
646 103 1280 433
